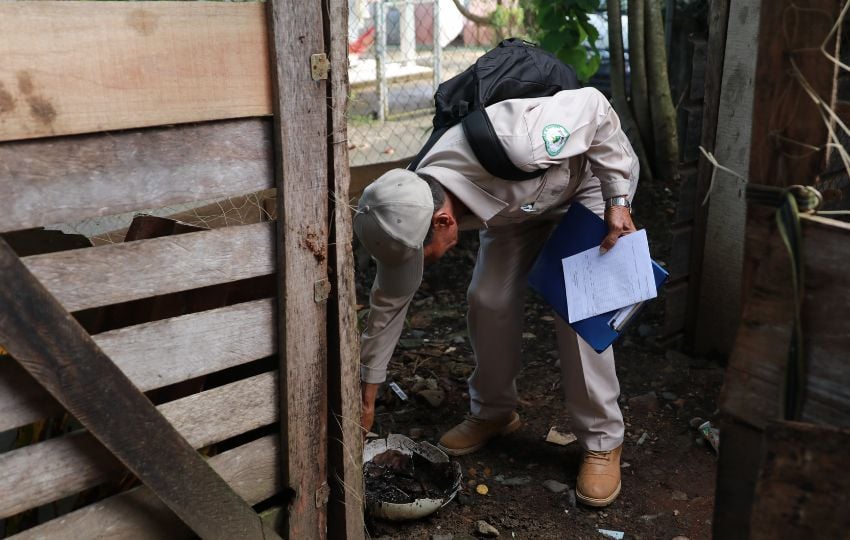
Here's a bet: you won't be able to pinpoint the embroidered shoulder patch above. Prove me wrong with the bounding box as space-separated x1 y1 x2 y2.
542 124 570 157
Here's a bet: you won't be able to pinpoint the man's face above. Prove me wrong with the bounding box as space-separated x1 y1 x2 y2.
423 224 458 265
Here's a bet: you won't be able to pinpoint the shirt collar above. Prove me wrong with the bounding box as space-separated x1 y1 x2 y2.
417 165 507 227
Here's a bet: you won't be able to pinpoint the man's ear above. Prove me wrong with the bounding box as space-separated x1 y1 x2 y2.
432 211 455 229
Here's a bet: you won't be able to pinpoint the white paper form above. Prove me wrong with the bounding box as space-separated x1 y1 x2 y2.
561 229 657 323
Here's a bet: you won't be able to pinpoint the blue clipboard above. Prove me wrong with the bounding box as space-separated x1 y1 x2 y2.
527 202 669 353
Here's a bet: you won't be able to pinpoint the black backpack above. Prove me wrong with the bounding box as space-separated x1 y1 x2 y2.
408 38 581 180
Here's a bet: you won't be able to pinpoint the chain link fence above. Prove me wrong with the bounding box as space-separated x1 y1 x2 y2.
347 0 500 166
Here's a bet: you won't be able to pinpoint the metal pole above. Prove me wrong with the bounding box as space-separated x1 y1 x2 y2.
432 0 441 93
400 0 416 67
375 0 388 122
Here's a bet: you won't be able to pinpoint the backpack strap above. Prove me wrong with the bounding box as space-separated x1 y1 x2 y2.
407 126 450 171
461 108 540 181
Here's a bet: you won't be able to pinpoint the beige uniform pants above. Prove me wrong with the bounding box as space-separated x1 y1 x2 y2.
465 178 625 452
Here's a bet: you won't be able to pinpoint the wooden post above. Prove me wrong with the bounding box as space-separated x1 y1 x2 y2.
713 419 764 539
325 0 366 537
750 422 850 539
0 239 279 540
683 0 729 352
265 0 331 537
693 0 761 356
694 0 842 356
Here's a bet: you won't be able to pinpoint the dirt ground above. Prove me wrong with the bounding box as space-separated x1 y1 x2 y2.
355 181 724 540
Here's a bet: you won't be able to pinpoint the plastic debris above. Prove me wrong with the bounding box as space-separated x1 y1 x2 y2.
476 484 489 496
637 431 649 445
389 382 408 401
598 529 625 539
545 427 577 446
699 420 720 453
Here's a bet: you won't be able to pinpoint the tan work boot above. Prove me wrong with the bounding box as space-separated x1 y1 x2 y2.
576 444 622 507
437 412 522 456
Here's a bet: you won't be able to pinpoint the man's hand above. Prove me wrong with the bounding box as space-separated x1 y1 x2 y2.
600 205 637 254
361 382 380 436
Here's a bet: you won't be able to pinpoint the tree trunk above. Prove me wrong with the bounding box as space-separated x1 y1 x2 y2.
646 0 680 182
628 0 653 154
607 0 653 182
451 0 490 25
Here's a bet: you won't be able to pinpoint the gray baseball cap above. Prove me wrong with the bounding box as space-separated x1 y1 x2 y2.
353 169 434 297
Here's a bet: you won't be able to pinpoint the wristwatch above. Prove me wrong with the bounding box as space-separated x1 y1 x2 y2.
605 196 631 212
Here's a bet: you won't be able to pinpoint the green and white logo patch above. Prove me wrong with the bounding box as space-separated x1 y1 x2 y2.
542 124 570 157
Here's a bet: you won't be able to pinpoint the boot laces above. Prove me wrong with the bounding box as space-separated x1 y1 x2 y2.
463 414 484 425
585 449 613 465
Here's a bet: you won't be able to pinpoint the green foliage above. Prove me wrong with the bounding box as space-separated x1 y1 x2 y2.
525 0 602 82
489 4 528 42
491 5 525 30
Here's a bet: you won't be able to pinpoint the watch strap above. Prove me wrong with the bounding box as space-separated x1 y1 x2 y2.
605 196 631 210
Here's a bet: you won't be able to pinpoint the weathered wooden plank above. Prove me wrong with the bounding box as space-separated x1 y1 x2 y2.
0 240 278 539
0 372 277 519
679 103 704 163
23 222 274 312
0 298 275 433
689 38 708 102
10 435 280 540
266 0 330 536
796 215 850 427
0 118 274 234
696 0 842 356
326 0 366 536
748 0 841 188
350 157 411 197
662 280 689 338
667 225 693 282
721 210 850 429
718 203 801 428
674 169 697 224
695 0 759 356
750 422 850 539
0 2 270 142
713 419 763 540
685 0 730 352
0 361 64 433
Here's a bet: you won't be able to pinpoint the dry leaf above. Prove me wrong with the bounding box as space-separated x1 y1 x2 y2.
545 427 577 446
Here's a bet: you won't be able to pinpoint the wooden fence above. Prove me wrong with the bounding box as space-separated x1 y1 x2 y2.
0 2 362 539
696 0 850 536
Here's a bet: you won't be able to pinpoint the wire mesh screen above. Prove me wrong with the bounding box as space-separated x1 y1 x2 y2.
347 0 496 166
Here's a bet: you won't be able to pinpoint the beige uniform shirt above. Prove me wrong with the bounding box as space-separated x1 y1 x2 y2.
360 88 639 384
